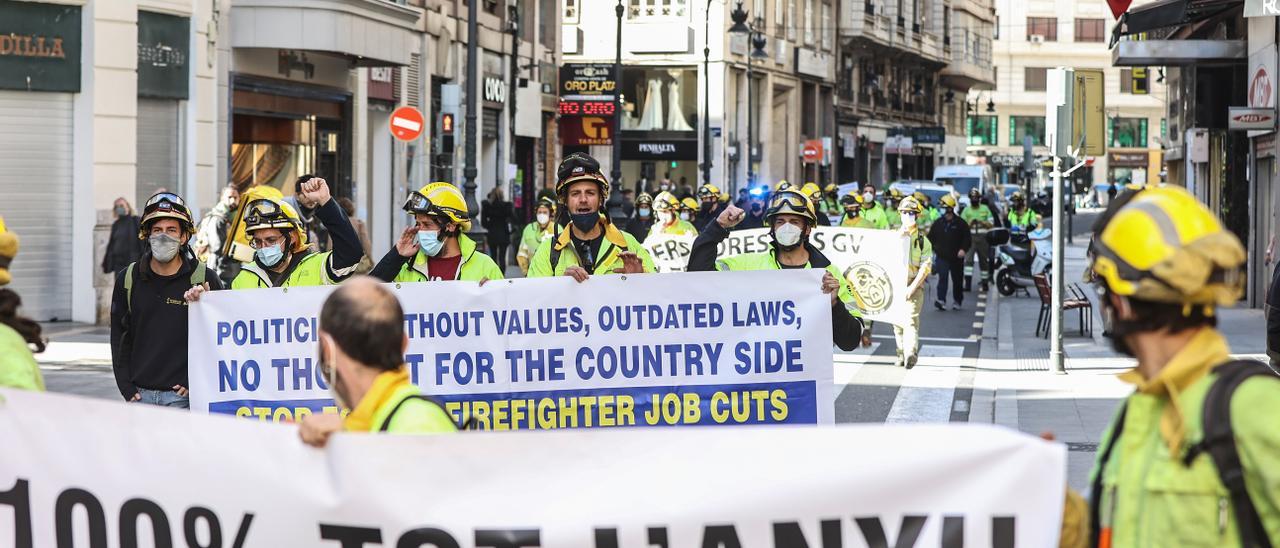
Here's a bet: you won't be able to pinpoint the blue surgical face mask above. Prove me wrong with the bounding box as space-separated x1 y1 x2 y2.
417 230 444 256
639 207 651 217
256 243 286 267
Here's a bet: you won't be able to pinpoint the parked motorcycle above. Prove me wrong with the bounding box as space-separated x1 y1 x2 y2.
989 227 1051 296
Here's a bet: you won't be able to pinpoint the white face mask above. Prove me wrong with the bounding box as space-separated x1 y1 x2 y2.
679 212 691 222
774 223 804 247
863 192 875 203
536 213 550 225
658 211 673 223
901 213 917 227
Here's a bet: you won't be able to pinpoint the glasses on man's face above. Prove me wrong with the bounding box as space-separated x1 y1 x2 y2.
250 235 285 249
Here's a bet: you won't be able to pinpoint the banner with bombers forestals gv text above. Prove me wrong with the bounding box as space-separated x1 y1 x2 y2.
643 227 912 327
187 270 836 428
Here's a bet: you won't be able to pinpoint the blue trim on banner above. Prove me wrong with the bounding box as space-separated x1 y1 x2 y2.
206 380 817 428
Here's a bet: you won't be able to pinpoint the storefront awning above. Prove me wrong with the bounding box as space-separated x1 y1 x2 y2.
1112 39 1245 65
1109 0 1241 46
231 0 422 67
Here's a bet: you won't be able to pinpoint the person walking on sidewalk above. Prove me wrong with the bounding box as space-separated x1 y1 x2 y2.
298 276 457 448
927 195 970 310
0 217 45 392
482 187 514 272
111 192 223 408
894 197 932 369
1086 186 1280 547
102 197 145 277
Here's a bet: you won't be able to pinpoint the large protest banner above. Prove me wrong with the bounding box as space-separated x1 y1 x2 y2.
0 388 1068 547
644 227 911 326
188 269 835 428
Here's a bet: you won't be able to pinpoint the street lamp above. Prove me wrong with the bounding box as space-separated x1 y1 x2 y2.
701 0 714 188
608 0 625 223
463 0 480 223
729 2 766 189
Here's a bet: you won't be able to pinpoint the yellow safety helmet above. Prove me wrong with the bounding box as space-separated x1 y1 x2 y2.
898 196 923 214
403 182 472 232
1010 190 1025 203
653 191 681 212
242 197 309 253
1090 186 1244 306
912 191 929 204
775 180 793 192
0 216 17 287
840 192 865 207
800 182 823 201
535 195 557 214
766 189 816 223
718 191 730 203
680 197 699 212
635 192 654 206
886 187 904 199
697 183 721 199
138 192 196 240
939 194 958 209
824 183 838 194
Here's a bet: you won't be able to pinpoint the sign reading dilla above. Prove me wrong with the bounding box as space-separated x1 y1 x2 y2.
0 1 81 92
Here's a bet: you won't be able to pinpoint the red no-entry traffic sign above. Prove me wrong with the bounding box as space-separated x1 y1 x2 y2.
389 106 424 141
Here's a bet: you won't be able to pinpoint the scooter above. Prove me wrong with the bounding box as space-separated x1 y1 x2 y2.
988 228 1050 297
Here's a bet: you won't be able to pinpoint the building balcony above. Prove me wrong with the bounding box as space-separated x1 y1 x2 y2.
230 0 423 66
940 33 994 90
840 0 894 46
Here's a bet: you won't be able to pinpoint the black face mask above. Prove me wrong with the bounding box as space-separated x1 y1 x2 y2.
701 202 714 213
570 211 599 233
1098 289 1135 357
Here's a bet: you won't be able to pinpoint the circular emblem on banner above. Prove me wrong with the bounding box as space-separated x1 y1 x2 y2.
843 261 893 314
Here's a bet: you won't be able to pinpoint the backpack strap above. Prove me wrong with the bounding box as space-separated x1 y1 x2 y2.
377 394 470 432
1182 360 1277 548
123 262 137 314
1089 400 1129 548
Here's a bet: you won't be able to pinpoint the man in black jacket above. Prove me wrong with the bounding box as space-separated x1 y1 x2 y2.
927 194 971 311
110 192 222 408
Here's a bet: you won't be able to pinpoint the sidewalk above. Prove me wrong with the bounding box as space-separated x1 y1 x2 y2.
36 322 111 366
969 240 1266 491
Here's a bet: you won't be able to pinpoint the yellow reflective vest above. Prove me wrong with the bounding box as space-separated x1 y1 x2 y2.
527 220 656 277
390 234 504 282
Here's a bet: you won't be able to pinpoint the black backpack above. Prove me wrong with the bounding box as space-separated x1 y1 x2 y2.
1089 360 1278 548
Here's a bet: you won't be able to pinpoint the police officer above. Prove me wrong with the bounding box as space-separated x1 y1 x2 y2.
528 153 654 280
839 193 878 228
927 194 970 310
1007 191 1040 232
1086 186 1280 546
961 188 995 291
694 183 726 230
370 182 503 283
298 276 457 447
894 196 932 369
687 189 864 351
517 196 557 275
624 192 656 242
647 191 698 240
114 192 222 407
194 177 363 293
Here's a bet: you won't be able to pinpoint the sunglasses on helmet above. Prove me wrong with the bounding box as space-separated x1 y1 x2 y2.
143 192 188 215
402 191 434 213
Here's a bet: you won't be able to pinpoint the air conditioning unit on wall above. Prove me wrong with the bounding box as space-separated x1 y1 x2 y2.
1029 34 1044 44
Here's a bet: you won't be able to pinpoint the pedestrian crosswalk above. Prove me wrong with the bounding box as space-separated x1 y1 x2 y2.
883 345 965 424
833 342 974 424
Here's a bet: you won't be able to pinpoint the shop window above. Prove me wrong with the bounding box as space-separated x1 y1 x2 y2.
1026 16 1057 41
1074 18 1104 42
1009 116 1045 146
1110 117 1148 147
967 115 997 146
619 67 698 132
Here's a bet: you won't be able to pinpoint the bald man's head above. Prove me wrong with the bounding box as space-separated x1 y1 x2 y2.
319 276 405 371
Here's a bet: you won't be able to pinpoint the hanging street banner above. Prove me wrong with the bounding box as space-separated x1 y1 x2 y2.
0 387 1068 547
642 227 912 327
188 270 835 428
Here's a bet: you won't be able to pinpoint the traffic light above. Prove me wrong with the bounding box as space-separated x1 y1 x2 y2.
440 113 455 151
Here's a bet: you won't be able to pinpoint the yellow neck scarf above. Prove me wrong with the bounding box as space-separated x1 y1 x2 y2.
343 367 411 432
1117 328 1227 457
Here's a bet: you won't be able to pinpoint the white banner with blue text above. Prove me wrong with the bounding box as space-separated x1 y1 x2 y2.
188 270 835 428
